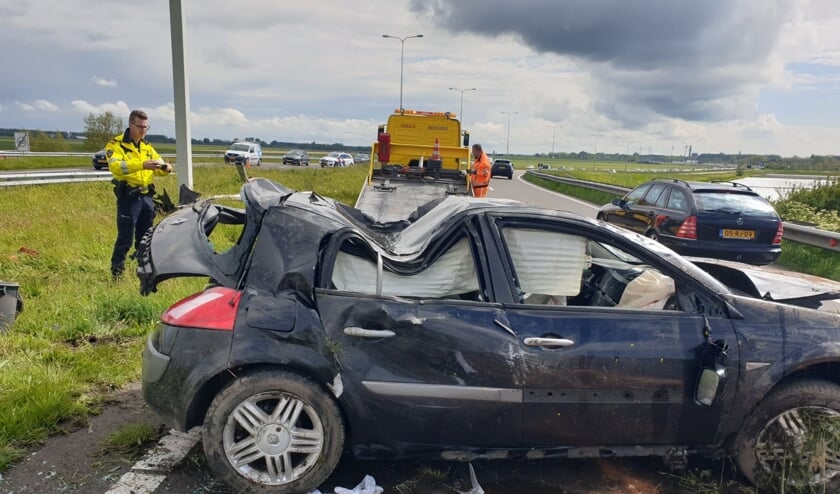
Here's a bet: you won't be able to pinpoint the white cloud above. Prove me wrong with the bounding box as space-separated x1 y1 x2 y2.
92 77 118 88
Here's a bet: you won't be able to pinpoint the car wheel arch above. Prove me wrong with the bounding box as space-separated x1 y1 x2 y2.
734 377 840 487
186 362 343 430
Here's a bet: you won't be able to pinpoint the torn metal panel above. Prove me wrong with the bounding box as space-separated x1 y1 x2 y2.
690 257 840 308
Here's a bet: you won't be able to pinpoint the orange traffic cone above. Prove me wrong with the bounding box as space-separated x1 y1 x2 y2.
431 137 441 161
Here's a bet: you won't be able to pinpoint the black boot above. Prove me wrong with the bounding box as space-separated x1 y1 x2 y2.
111 263 124 281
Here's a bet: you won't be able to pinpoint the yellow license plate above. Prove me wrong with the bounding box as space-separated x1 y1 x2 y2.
721 229 755 239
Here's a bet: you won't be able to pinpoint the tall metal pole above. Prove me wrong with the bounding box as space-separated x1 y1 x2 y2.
501 111 518 156
168 0 193 193
449 87 476 124
591 134 603 157
383 34 424 111
547 126 555 155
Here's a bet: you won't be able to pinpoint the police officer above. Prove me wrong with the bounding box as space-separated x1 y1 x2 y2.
107 110 172 279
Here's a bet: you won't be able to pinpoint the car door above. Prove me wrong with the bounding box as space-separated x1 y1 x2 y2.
315 229 523 451
603 184 650 230
489 216 737 447
620 183 668 234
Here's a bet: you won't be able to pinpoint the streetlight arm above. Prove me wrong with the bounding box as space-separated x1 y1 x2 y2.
383 34 424 111
449 87 477 122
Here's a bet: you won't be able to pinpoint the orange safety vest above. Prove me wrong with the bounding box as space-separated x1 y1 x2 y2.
472 152 491 188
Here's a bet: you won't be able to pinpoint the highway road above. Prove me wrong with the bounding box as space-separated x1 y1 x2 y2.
489 169 601 217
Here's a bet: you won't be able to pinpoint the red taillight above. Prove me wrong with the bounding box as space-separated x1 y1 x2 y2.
161 287 241 331
772 222 784 245
676 216 697 239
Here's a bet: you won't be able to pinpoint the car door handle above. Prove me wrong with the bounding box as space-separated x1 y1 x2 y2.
523 337 575 348
343 327 396 338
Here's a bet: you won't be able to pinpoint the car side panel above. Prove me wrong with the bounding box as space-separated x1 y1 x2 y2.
510 307 735 446
316 291 524 454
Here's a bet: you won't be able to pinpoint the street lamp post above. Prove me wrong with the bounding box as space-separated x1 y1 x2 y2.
382 34 424 111
501 111 518 156
449 87 476 124
546 126 556 155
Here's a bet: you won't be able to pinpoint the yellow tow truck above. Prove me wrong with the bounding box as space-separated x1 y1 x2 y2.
355 109 473 222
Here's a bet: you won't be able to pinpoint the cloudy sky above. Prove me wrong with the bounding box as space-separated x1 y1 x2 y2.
2 0 840 157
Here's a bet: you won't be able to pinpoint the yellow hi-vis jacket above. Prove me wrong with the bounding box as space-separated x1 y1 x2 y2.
106 129 170 188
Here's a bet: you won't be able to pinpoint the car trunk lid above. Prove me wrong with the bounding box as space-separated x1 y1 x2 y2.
136 180 295 295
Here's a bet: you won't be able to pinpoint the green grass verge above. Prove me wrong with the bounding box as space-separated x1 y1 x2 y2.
99 423 163 460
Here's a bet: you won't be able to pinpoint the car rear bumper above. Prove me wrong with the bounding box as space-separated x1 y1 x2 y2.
142 324 233 431
662 237 781 265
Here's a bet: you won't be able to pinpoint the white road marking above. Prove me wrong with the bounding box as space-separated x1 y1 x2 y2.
105 472 167 494
104 427 201 494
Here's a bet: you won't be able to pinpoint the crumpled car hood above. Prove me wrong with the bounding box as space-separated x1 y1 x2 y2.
688 257 840 311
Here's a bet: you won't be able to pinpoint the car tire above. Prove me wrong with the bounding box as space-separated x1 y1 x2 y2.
202 369 345 494
256 159 261 167
645 230 659 242
735 379 840 488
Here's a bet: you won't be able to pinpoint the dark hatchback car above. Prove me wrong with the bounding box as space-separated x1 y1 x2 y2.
491 159 514 179
137 178 840 494
597 179 783 265
92 149 108 170
282 149 309 166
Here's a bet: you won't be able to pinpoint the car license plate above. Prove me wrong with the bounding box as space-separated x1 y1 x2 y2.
721 229 755 239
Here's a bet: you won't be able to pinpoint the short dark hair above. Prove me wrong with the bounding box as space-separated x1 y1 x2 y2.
472 143 483 152
129 110 148 124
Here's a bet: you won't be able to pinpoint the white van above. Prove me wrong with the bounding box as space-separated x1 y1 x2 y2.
224 141 262 166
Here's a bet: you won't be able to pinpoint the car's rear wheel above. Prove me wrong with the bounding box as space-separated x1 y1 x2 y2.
645 230 659 242
203 369 345 493
735 379 840 489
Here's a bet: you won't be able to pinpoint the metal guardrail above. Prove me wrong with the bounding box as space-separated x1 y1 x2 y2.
0 170 114 186
525 170 840 252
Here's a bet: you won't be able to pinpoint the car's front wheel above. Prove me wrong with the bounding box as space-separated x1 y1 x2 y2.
203 369 345 493
735 379 840 489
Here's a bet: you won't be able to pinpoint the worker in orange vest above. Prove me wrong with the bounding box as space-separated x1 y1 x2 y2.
470 143 491 198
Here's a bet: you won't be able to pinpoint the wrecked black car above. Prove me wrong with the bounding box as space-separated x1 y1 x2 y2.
138 178 840 493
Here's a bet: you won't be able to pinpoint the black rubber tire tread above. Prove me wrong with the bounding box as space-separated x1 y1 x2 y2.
735 378 840 487
202 369 345 493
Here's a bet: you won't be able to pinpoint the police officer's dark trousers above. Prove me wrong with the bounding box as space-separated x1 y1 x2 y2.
110 189 155 277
